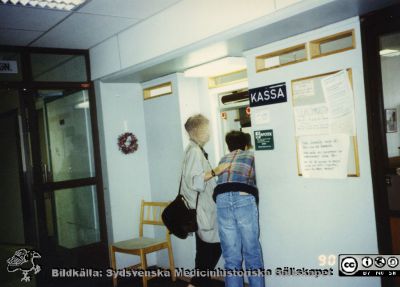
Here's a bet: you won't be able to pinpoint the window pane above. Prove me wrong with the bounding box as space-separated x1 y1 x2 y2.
143 82 173 100
255 44 307 72
54 185 100 248
31 53 87 82
0 51 22 81
310 30 355 58
36 89 95 182
320 35 353 55
279 48 307 65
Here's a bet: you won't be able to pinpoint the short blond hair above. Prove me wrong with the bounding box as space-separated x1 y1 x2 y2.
184 114 209 134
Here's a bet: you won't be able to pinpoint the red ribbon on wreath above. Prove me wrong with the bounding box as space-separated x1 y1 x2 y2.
117 132 139 155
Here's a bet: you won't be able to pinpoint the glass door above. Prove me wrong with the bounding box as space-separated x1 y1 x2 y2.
379 31 400 264
362 5 400 287
38 89 95 183
30 88 108 274
0 47 107 285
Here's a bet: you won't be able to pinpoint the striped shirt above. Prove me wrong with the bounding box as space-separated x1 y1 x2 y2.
217 149 256 186
213 149 258 202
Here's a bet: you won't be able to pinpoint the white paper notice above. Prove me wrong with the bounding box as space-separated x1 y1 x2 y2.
252 108 271 125
294 104 329 136
299 134 350 179
321 70 356 135
292 79 315 100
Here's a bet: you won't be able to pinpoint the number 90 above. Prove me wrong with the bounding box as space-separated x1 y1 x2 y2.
318 254 336 266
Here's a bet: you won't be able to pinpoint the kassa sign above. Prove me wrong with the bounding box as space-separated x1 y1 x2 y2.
249 82 287 107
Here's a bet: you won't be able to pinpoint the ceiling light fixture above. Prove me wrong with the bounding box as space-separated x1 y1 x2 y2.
184 57 247 78
1 0 86 11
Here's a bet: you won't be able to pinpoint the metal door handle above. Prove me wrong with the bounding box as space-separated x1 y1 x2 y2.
385 175 392 186
42 163 48 183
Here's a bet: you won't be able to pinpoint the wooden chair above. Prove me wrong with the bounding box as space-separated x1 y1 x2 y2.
109 200 176 287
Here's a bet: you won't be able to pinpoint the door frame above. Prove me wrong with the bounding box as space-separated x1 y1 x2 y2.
26 87 108 263
0 108 31 244
362 6 400 287
361 3 400 255
0 46 109 267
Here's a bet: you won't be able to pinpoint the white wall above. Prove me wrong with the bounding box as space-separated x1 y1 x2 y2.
90 37 121 81
244 17 379 287
95 81 155 269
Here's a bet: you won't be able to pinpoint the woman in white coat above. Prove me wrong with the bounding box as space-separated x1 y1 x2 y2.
181 114 230 287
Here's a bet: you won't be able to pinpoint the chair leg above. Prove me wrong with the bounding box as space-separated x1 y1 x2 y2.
139 250 148 287
110 246 117 287
167 244 176 282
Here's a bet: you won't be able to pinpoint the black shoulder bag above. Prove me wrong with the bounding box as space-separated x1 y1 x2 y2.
162 149 201 239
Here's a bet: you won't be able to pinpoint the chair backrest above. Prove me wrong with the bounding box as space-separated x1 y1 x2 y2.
139 200 169 237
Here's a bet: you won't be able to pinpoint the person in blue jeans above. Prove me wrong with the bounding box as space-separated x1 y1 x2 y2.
213 131 265 287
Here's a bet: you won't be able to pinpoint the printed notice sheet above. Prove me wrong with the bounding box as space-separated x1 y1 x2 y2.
292 79 315 100
293 104 329 136
299 134 350 179
291 69 359 177
321 70 356 136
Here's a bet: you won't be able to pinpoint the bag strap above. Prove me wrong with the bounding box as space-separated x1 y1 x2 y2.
199 145 212 169
178 173 183 195
178 164 200 209
179 145 203 210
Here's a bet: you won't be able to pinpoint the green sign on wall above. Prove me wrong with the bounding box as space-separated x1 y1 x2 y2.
254 129 274 150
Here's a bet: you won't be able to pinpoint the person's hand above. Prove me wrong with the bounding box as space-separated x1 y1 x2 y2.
215 163 230 175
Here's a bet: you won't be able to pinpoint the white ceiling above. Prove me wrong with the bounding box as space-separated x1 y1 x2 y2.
0 0 182 49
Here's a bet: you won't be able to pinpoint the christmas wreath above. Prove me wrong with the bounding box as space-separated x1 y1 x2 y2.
117 132 139 155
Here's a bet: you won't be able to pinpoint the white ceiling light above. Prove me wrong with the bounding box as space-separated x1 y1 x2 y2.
380 49 400 57
1 0 86 10
184 57 247 78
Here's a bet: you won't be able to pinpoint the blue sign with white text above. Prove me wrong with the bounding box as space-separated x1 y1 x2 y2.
249 82 287 107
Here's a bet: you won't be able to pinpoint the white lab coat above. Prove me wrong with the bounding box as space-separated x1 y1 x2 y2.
180 140 219 243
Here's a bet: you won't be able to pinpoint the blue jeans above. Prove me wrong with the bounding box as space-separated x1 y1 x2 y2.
216 192 265 287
